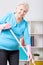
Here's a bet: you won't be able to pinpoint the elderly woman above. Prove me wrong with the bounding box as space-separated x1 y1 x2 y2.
0 3 32 65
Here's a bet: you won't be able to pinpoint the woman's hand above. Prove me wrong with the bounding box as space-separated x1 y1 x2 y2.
0 23 11 30
3 23 11 29
26 45 35 65
28 52 32 61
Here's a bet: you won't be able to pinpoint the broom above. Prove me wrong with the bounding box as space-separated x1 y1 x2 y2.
10 29 36 65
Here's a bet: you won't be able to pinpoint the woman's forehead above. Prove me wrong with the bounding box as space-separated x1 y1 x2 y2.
16 5 28 10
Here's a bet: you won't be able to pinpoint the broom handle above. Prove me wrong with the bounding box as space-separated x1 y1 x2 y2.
10 29 36 65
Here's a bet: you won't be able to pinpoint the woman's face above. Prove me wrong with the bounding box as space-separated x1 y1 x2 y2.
16 5 28 18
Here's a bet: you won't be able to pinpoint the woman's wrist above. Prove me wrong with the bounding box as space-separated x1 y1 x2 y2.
0 23 11 30
26 45 32 56
0 24 4 30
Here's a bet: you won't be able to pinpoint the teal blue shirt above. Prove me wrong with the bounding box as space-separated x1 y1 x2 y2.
0 13 31 51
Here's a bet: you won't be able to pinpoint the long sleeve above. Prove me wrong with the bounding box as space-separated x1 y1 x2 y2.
0 13 12 24
23 22 33 61
23 22 31 46
0 13 13 30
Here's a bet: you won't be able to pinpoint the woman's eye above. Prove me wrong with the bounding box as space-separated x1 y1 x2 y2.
20 9 27 14
24 11 26 13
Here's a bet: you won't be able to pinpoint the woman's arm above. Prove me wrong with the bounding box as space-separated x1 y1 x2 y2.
0 23 11 30
23 22 32 61
23 22 35 65
26 45 32 61
0 13 12 30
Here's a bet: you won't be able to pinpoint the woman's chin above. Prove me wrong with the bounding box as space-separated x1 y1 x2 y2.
18 16 23 19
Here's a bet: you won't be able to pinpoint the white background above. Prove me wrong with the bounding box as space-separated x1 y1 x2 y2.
0 0 43 21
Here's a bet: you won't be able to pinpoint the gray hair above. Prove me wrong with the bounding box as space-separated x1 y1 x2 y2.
17 2 29 12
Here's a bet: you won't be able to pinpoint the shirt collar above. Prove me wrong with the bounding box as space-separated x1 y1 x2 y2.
13 13 24 27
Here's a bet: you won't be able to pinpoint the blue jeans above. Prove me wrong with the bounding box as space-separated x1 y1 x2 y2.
0 49 19 65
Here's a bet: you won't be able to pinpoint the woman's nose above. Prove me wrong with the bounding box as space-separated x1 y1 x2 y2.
21 11 24 15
